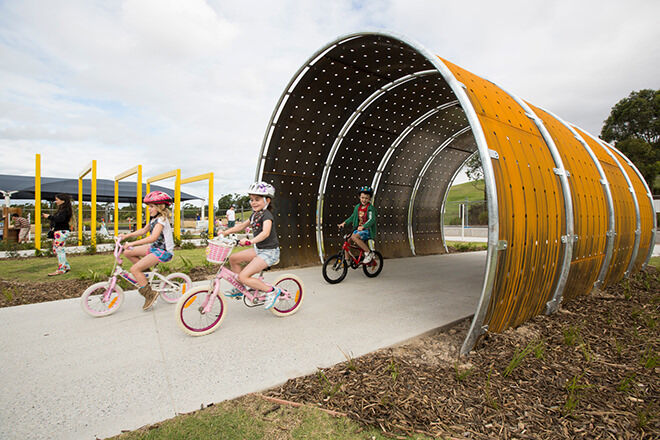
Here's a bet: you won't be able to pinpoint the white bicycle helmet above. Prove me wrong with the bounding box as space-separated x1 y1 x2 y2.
247 181 275 198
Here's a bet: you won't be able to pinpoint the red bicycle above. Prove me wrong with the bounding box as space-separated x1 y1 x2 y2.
322 230 383 284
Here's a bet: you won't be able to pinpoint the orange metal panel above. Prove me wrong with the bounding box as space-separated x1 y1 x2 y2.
607 147 654 272
574 128 635 286
529 105 608 300
441 58 565 333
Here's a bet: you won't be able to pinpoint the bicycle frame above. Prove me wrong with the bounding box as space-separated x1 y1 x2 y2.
102 237 176 301
197 239 294 314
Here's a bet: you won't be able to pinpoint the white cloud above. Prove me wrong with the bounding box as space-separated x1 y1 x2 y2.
1 0 659 202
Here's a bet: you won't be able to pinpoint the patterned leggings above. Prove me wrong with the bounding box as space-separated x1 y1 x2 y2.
52 230 70 271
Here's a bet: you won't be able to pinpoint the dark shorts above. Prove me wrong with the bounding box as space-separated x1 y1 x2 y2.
148 247 173 263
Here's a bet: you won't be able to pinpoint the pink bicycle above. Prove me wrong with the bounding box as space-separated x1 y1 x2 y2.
175 237 304 336
80 237 192 317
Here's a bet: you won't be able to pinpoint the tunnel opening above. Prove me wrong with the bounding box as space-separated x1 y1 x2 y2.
256 32 656 354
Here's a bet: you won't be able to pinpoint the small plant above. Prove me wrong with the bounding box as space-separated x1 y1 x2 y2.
85 244 97 255
338 346 357 372
484 366 499 410
637 403 654 429
640 347 658 369
386 358 399 382
563 326 582 346
533 339 546 359
316 370 341 398
580 341 593 362
563 373 590 416
503 340 542 377
180 241 197 250
616 374 636 393
454 362 473 382
613 338 624 356
179 256 194 273
2 287 14 302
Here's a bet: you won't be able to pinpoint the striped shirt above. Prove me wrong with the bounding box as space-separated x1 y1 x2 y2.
13 217 30 229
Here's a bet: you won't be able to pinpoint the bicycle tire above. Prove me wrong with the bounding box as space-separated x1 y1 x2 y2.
270 274 305 317
175 286 226 336
322 254 348 284
159 272 193 303
362 251 383 278
80 281 124 317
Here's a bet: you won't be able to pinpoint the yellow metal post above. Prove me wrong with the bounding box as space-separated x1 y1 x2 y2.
181 172 214 239
114 165 143 236
35 154 41 250
146 169 181 239
78 161 97 246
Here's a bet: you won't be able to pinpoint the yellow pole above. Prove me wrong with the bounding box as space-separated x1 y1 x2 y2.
91 160 97 247
136 165 142 231
208 173 214 239
175 169 181 240
181 172 214 240
78 178 83 245
114 180 119 237
35 154 41 250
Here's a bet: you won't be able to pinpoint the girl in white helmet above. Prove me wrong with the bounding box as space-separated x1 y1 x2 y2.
219 181 282 309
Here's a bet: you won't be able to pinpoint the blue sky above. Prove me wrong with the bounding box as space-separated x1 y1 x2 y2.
1 0 659 203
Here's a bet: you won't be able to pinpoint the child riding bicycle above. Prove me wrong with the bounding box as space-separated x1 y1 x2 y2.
218 181 282 310
338 186 377 263
119 191 174 310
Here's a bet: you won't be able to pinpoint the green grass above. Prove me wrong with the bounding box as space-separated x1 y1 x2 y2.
0 248 211 282
444 180 487 225
110 395 433 440
648 256 659 270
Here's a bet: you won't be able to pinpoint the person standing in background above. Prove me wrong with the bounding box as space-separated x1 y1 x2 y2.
226 205 236 228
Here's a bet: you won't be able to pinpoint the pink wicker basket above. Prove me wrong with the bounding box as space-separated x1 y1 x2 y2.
206 239 232 264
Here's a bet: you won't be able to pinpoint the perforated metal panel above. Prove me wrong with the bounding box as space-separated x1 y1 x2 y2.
529 105 608 301
574 127 636 287
256 32 654 353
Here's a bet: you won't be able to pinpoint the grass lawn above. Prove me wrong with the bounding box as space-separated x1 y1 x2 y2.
0 248 212 282
110 394 432 440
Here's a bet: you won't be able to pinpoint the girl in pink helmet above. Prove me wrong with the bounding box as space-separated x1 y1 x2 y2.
218 181 282 310
119 191 175 310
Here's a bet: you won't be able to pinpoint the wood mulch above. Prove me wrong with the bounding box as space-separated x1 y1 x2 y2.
267 267 659 439
0 265 218 308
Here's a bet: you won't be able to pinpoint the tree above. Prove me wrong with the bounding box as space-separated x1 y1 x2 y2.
601 89 660 192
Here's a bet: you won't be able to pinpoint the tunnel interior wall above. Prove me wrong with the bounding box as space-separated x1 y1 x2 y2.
257 32 655 353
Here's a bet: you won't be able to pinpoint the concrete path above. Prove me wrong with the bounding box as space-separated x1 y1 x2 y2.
0 252 486 439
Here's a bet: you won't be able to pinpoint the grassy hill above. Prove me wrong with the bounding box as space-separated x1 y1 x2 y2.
444 179 487 226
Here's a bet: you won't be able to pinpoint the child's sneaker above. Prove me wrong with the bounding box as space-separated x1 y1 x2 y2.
224 288 243 298
363 251 374 264
263 287 282 310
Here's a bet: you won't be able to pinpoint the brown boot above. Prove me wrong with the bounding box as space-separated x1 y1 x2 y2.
139 285 158 310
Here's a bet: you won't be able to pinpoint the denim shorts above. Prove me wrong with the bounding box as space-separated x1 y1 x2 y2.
255 246 280 267
149 246 173 263
353 229 371 241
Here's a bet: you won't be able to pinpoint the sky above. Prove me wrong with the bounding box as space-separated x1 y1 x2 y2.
1 0 659 204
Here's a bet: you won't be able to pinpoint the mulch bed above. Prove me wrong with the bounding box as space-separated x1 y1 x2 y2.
267 267 659 439
0 265 218 308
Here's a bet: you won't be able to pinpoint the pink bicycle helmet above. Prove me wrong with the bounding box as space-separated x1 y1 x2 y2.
143 191 172 205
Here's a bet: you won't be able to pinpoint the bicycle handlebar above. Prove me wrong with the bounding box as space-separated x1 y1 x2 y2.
114 236 124 264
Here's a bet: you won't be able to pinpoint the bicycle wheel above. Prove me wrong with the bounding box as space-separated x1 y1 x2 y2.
362 251 383 278
270 274 304 317
80 282 124 317
158 272 193 303
322 254 348 284
175 286 226 336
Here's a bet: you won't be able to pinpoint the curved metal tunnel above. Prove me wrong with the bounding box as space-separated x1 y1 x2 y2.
255 32 656 354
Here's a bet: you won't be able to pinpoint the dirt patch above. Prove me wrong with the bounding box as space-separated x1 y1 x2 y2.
267 267 659 439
